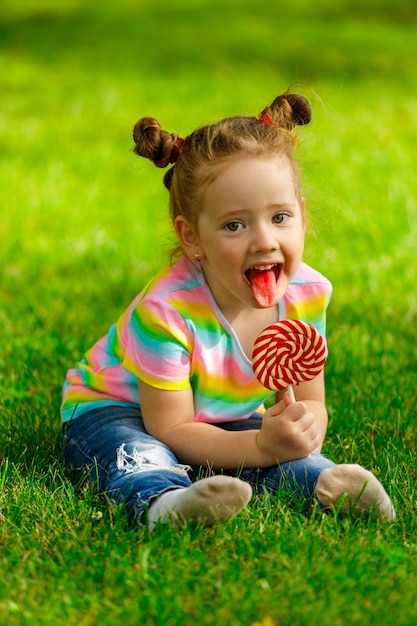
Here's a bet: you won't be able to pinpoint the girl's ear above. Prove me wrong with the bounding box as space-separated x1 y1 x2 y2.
174 216 204 261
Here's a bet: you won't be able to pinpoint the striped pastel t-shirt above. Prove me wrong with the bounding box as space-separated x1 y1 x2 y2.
61 256 332 423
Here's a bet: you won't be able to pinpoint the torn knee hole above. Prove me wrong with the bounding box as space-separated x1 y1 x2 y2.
116 443 190 476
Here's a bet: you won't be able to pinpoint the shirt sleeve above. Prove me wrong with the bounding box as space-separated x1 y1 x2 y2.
122 295 194 391
283 266 333 339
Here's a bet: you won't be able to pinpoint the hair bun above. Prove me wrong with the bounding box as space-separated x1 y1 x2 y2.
132 117 180 168
284 94 312 126
133 117 161 160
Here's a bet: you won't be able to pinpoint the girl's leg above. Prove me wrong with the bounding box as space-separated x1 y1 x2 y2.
217 415 335 500
62 405 192 521
218 415 395 519
62 405 251 528
236 450 336 501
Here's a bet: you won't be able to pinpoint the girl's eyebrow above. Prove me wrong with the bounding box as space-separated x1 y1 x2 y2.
216 203 295 219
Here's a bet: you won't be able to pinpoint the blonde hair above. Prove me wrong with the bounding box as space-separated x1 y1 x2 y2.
133 92 312 260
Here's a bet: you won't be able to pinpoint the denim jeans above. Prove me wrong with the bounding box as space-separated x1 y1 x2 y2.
62 405 335 522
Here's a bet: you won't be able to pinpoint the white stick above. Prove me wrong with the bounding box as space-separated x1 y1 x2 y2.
287 384 296 403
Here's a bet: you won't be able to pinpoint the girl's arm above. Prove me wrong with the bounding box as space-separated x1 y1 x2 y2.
138 370 327 469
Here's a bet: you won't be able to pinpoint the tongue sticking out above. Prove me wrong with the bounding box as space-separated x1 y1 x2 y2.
247 268 277 308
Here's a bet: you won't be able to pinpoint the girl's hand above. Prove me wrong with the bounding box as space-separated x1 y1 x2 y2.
256 393 321 464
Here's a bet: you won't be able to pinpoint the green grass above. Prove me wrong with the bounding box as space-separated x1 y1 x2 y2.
1 0 417 624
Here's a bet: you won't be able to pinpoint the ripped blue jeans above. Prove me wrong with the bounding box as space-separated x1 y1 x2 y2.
61 405 335 522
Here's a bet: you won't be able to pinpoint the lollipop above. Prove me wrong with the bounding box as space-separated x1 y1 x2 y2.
252 319 327 402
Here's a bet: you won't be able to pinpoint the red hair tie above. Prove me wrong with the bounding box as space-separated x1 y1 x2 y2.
258 113 276 127
170 137 185 163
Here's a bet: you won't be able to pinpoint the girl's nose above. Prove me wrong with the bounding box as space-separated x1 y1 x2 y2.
249 223 280 253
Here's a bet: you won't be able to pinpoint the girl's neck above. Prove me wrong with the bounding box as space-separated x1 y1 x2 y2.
195 259 279 358
227 306 279 360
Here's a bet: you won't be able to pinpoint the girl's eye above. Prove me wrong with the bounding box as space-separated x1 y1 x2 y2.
272 213 288 225
224 221 243 232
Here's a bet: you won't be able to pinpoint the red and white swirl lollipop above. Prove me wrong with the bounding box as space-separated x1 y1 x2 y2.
252 319 327 402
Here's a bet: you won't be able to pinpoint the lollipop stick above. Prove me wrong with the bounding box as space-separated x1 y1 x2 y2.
287 384 296 403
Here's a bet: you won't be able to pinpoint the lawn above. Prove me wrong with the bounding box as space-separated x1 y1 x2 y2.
1 0 417 624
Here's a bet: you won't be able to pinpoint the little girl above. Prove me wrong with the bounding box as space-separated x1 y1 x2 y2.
61 91 395 529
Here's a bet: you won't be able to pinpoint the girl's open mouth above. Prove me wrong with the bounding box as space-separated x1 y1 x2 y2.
244 264 282 307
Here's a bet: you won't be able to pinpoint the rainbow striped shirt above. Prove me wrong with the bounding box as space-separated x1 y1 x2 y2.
61 257 332 423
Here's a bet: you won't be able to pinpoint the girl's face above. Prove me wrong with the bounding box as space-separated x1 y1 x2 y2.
178 155 305 316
